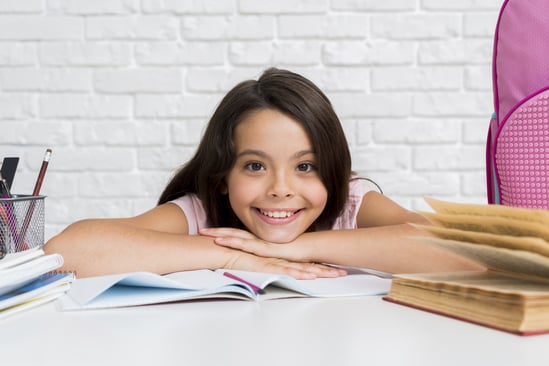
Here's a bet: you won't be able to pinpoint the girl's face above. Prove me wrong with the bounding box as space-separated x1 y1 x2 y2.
225 109 328 243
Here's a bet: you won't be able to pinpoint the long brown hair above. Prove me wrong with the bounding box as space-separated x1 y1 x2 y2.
158 68 352 230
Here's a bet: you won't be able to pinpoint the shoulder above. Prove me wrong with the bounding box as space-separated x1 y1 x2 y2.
121 201 191 235
349 177 382 196
109 194 209 236
356 190 426 227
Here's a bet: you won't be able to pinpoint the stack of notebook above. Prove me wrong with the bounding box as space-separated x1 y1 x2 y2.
0 248 74 320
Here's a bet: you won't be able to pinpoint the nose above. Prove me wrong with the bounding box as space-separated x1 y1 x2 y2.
268 172 294 198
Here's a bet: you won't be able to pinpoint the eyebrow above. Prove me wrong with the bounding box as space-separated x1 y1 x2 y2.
236 149 316 159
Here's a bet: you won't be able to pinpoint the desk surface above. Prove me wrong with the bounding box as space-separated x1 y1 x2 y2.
1 295 548 366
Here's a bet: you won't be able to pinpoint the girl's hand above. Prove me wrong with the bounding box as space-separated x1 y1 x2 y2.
200 227 304 260
226 252 345 280
200 228 345 279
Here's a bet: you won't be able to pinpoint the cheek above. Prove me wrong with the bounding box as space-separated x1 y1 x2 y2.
308 181 329 210
228 186 247 208
227 177 257 207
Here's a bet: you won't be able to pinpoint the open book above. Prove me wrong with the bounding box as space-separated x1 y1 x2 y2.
384 197 549 336
59 267 391 311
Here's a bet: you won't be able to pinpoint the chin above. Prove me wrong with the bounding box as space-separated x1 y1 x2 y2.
258 232 299 244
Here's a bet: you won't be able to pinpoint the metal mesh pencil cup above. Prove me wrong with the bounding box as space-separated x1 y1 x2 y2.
0 195 45 256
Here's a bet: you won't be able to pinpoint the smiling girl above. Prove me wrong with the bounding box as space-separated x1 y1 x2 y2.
45 68 482 278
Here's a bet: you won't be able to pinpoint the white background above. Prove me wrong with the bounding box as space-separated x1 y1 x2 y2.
0 0 503 239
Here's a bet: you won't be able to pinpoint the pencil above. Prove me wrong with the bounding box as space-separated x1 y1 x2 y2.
223 271 265 295
17 149 52 251
32 149 52 196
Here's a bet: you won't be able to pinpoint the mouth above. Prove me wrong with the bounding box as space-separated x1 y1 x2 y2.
256 208 302 219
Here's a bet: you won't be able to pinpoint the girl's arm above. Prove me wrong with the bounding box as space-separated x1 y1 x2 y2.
44 203 344 279
270 225 483 273
207 192 484 274
208 225 483 274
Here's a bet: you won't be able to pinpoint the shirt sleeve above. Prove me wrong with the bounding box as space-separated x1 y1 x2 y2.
331 178 379 230
169 194 209 235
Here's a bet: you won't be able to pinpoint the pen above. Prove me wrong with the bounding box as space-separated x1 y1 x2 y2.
223 272 265 295
17 149 52 251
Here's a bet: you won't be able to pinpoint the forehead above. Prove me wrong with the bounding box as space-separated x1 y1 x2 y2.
234 109 312 148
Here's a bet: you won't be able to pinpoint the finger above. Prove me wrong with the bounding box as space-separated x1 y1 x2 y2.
270 261 346 279
215 236 274 257
304 263 347 277
293 263 347 278
200 227 256 240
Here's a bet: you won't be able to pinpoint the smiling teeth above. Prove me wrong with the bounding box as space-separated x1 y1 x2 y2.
260 210 295 218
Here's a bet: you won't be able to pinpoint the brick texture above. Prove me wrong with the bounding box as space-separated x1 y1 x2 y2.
0 0 503 239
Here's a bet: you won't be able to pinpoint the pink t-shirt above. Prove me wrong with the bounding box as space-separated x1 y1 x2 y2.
170 178 378 235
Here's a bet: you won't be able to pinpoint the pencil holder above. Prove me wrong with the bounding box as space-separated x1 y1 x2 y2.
0 195 45 256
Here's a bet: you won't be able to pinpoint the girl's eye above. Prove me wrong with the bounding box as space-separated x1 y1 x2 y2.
296 163 316 172
245 162 265 171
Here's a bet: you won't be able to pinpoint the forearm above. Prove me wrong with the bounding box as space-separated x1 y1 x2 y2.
298 224 484 274
44 219 237 278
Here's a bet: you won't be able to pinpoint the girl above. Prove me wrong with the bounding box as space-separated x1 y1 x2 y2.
45 68 482 278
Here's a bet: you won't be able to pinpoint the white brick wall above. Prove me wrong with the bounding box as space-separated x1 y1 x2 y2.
0 0 504 240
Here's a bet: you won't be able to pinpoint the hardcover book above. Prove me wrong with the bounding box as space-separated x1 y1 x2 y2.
384 197 549 336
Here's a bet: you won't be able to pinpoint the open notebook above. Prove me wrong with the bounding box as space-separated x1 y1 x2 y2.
58 267 391 310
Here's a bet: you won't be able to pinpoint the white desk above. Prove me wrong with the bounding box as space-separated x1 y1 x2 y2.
1 296 548 366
